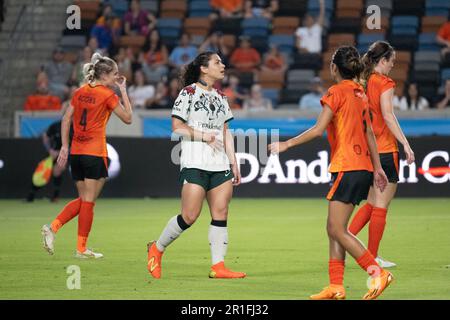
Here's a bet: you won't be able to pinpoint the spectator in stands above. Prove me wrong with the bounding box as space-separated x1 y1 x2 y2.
169 33 198 69
123 0 156 36
230 36 261 72
90 14 119 54
128 69 155 109
436 79 450 109
139 29 169 83
199 31 230 66
243 83 272 111
244 0 279 19
43 47 73 100
295 0 325 54
114 47 133 82
397 83 429 111
436 21 450 57
146 81 170 109
210 0 244 19
71 46 93 86
24 81 62 112
298 77 325 111
223 73 247 109
261 44 287 73
95 4 121 34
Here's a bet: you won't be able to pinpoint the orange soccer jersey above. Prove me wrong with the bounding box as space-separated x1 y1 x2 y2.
366 73 398 153
320 80 373 173
70 84 119 157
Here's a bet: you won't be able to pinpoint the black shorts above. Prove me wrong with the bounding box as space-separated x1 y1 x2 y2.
179 168 234 192
380 152 399 183
327 170 373 206
70 155 108 181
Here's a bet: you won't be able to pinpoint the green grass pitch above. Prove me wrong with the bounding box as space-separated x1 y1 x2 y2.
0 198 449 300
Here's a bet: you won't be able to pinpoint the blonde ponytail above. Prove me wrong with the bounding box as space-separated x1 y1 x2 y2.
82 52 117 84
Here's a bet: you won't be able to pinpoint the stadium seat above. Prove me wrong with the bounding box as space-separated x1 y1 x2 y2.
278 0 308 17
258 70 285 89
104 0 128 17
184 17 211 36
415 51 441 64
327 33 355 51
292 53 322 70
391 16 419 35
366 0 392 11
242 18 271 37
389 66 409 83
262 88 280 105
140 0 159 15
272 17 300 35
388 34 418 51
425 0 450 17
441 68 450 83
189 0 213 17
392 0 425 16
74 0 100 21
421 16 447 33
119 35 146 54
279 88 308 104
157 18 182 38
212 18 242 35
160 1 187 19
269 35 295 55
418 33 440 51
59 35 86 52
331 18 361 34
336 0 363 18
250 36 269 54
357 33 385 53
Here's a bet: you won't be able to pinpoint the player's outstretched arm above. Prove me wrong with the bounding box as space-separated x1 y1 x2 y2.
268 105 333 154
380 88 414 164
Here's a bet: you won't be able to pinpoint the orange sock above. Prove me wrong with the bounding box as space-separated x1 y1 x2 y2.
329 259 345 286
368 207 387 257
356 250 381 276
50 198 82 233
348 203 373 235
77 201 95 253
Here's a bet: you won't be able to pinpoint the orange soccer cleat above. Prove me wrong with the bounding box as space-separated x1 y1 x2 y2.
310 285 346 300
209 262 246 279
363 269 394 300
147 241 163 279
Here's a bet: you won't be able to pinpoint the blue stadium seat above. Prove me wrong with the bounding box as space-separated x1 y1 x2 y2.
425 0 450 16
269 35 295 54
391 16 419 35
242 18 271 37
442 68 450 82
157 18 182 38
104 0 128 17
418 33 440 51
262 88 280 106
189 1 212 17
357 33 385 45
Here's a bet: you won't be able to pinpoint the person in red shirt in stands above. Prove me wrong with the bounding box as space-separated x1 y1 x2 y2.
436 21 450 57
229 36 261 72
24 81 62 112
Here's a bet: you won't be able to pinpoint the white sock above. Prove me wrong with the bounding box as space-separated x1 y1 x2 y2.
208 222 228 265
156 215 190 252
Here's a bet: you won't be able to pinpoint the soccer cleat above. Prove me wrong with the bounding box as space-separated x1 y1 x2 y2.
375 256 396 268
147 241 163 279
209 262 246 279
363 269 394 300
75 248 103 259
41 224 55 255
310 285 346 300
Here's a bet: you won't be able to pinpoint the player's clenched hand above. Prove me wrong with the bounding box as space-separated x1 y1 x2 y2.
374 168 388 193
268 141 289 154
203 132 223 152
57 146 69 168
115 76 127 92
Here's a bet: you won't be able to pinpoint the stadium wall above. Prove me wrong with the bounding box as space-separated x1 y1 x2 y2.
1 137 449 199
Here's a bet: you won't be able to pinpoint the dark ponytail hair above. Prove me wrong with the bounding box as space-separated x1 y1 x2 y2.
361 41 395 85
181 51 216 87
332 46 364 81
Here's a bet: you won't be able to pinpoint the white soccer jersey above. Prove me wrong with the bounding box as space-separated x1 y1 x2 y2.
171 84 234 172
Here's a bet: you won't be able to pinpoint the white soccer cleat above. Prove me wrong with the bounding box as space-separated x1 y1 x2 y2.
376 256 397 268
75 248 104 259
41 224 55 255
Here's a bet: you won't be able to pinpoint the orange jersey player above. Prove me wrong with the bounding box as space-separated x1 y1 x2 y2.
349 41 415 269
41 52 133 259
269 46 393 300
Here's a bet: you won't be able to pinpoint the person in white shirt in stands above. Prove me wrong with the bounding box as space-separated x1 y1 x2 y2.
295 0 325 54
299 77 325 111
397 82 429 111
128 69 155 109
